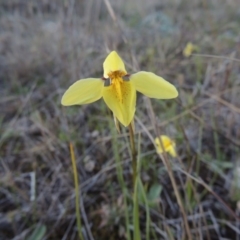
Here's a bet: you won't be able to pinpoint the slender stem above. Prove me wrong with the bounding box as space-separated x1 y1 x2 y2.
128 123 137 187
157 143 192 240
111 122 131 240
133 178 141 240
69 143 84 240
128 122 141 240
139 179 150 240
144 97 192 240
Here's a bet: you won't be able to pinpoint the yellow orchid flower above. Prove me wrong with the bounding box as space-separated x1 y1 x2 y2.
183 42 199 57
155 135 177 157
61 51 178 127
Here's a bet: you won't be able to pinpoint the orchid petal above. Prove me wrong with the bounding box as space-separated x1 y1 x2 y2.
168 146 177 157
155 135 177 157
61 78 103 106
102 81 136 126
103 51 127 78
130 71 178 99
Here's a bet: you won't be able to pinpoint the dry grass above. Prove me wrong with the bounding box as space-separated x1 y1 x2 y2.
1 0 240 239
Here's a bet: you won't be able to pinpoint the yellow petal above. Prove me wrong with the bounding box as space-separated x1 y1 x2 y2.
168 146 177 157
155 135 177 157
130 71 178 99
61 78 103 106
103 51 127 78
102 81 136 127
183 42 194 57
183 42 199 57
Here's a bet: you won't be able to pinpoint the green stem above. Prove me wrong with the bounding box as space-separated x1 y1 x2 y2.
139 179 150 240
133 179 141 240
69 143 84 240
111 123 131 240
128 123 137 187
128 123 141 240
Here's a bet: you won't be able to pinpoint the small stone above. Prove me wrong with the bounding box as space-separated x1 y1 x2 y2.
83 155 95 172
91 130 99 138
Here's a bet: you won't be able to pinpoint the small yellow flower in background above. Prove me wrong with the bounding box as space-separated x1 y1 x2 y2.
183 42 199 57
61 51 178 127
155 135 177 157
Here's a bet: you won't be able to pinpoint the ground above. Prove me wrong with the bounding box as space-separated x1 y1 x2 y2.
0 0 240 239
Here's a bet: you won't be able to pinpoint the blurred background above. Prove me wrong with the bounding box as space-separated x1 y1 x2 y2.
1 0 240 239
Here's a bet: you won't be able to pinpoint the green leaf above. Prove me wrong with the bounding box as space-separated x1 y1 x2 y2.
216 161 233 169
147 183 162 207
26 224 46 240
